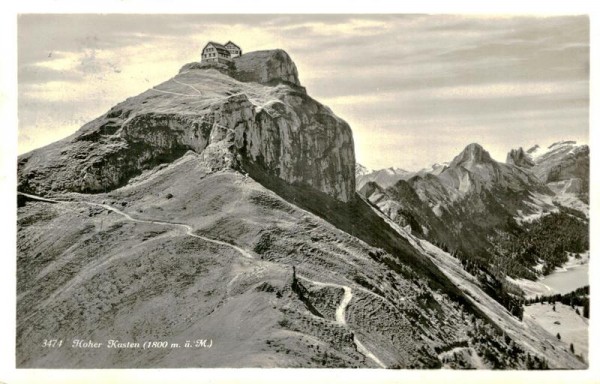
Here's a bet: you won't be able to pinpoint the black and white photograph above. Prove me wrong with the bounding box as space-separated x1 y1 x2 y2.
2 3 598 383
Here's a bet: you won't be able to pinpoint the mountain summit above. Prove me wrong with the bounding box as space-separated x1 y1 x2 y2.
18 49 355 202
506 147 535 168
449 143 493 168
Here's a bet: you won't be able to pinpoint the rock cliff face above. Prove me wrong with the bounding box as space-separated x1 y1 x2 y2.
506 147 534 168
528 142 589 185
506 141 589 200
233 49 301 86
18 50 355 202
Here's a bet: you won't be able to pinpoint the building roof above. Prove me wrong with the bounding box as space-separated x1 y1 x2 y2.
203 42 230 55
224 41 241 49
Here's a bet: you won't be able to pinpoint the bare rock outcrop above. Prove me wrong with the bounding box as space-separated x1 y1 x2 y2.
506 141 589 201
232 49 301 86
506 147 534 168
18 49 355 202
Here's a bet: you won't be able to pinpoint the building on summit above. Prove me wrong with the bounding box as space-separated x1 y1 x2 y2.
201 41 242 63
224 41 242 58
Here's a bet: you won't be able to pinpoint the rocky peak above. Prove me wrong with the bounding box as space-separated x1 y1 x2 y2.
18 49 355 203
526 144 540 154
506 147 534 168
233 49 301 87
180 49 302 88
449 143 493 168
355 163 371 177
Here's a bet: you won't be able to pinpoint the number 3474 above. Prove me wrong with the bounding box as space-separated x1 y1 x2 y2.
42 339 63 348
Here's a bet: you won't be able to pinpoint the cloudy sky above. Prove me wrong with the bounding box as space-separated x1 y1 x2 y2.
18 14 589 170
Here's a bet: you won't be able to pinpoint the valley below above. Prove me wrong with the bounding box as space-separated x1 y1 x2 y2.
510 251 589 299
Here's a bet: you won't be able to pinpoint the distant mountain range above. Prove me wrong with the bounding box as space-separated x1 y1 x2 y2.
507 141 589 203
355 163 449 190
360 141 589 315
361 143 547 255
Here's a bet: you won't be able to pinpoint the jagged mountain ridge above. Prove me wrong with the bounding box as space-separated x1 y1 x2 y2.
356 162 451 191
355 166 414 190
506 147 535 169
361 140 589 306
361 143 555 269
16 50 583 369
507 141 589 202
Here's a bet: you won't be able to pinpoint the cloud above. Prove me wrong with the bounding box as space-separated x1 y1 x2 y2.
18 14 589 170
432 81 587 100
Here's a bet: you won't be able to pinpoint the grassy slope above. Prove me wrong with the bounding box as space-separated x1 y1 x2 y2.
524 303 588 362
18 153 483 368
402 234 586 369
243 158 494 323
18 199 292 368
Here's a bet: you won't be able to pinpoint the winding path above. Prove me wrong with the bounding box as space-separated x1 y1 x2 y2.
149 87 200 97
172 78 204 95
18 191 386 368
18 192 254 260
298 276 387 368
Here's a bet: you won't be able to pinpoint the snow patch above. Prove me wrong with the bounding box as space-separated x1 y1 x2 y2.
458 172 472 193
527 141 578 162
